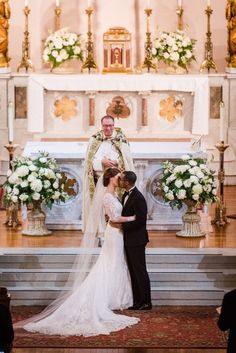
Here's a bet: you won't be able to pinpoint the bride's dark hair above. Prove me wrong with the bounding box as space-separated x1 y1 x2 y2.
103 167 120 187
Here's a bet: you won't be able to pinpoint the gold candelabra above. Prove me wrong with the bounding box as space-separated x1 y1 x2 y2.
17 6 34 73
54 5 62 31
4 142 21 228
142 8 156 73
176 5 184 30
200 6 217 73
81 7 97 73
212 141 230 227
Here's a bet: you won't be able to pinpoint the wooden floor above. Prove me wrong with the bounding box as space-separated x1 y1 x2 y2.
1 186 236 249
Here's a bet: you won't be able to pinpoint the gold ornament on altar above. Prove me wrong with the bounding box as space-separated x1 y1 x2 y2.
226 0 236 68
0 0 10 69
106 96 130 119
103 27 132 73
159 95 183 122
54 95 77 121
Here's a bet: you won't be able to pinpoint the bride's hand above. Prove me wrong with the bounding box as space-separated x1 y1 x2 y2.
109 221 122 229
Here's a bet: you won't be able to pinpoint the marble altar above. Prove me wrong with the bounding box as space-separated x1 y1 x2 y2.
23 140 204 230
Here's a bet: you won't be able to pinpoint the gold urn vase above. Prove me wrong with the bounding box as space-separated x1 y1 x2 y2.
176 200 206 237
22 202 52 236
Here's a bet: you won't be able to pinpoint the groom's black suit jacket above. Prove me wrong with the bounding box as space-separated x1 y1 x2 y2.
218 289 236 353
121 187 149 247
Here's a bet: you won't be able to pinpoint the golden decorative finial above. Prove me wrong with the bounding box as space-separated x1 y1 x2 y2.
142 7 156 73
200 5 217 73
17 5 35 73
81 7 97 73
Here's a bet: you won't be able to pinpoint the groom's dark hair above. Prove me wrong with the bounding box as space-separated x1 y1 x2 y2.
122 171 137 186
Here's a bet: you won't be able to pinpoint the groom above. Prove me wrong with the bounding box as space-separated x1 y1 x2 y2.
119 171 152 310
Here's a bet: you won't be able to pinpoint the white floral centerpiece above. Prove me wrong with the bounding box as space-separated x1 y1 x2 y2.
162 154 218 210
43 27 83 71
3 152 69 209
152 30 196 72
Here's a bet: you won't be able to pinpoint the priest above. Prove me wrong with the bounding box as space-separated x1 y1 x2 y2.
82 115 134 244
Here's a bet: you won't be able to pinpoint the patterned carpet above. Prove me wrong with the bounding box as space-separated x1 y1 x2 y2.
13 306 226 348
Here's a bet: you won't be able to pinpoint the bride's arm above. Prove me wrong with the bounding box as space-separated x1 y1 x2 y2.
103 193 135 223
110 215 136 223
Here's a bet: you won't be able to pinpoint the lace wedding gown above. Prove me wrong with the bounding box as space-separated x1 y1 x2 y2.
23 193 139 337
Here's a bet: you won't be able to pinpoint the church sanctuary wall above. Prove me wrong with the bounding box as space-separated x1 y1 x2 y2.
8 0 227 73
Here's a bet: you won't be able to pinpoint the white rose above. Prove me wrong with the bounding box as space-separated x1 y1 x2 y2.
190 175 199 184
8 173 20 185
53 181 59 189
16 165 29 177
32 192 40 200
163 52 170 59
39 157 47 164
52 191 61 200
19 194 28 202
56 55 63 63
74 46 81 55
181 154 191 160
163 186 169 193
188 160 197 166
52 50 58 58
27 175 36 182
13 187 20 195
30 179 43 192
183 179 192 188
175 179 183 188
196 171 204 179
192 194 199 201
177 189 186 199
28 164 38 172
6 186 12 193
166 192 174 200
192 184 203 195
44 180 51 189
11 195 18 203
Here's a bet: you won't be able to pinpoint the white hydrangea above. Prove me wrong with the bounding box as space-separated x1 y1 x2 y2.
16 165 29 177
32 192 41 200
30 179 43 193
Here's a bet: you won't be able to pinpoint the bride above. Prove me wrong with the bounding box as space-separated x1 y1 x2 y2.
18 167 139 337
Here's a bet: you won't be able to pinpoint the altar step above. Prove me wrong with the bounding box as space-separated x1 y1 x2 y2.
0 248 236 306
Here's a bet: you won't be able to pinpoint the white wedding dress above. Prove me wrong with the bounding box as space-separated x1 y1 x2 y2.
23 192 139 336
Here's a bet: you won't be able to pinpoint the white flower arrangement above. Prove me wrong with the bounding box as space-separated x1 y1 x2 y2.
3 152 69 209
43 27 83 70
152 30 196 69
161 154 218 210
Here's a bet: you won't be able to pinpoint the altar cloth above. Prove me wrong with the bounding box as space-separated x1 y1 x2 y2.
27 73 209 136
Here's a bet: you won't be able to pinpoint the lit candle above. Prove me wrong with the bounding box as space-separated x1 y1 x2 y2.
56 0 60 6
25 0 28 6
219 102 224 142
178 0 182 7
207 0 211 7
8 102 14 143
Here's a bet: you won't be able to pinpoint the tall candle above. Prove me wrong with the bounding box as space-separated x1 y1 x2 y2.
207 0 211 7
56 0 60 6
25 0 28 6
147 0 150 8
178 0 182 7
87 0 91 7
219 102 224 142
8 102 14 143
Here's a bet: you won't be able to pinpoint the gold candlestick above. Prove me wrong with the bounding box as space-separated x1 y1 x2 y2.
212 141 230 227
54 5 61 31
17 6 35 73
81 7 97 73
142 8 156 73
176 5 184 30
4 142 21 228
200 6 217 73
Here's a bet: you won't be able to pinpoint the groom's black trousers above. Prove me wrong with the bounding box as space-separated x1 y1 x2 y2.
124 244 151 306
